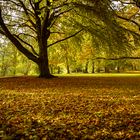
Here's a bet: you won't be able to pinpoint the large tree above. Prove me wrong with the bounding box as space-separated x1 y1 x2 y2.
0 0 82 78
1 0 140 78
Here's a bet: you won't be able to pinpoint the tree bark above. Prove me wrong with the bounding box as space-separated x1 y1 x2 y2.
84 60 89 73
65 52 70 74
37 48 54 78
117 66 120 73
57 66 61 74
38 59 53 78
66 64 70 74
134 65 137 71
92 61 95 73
105 66 110 73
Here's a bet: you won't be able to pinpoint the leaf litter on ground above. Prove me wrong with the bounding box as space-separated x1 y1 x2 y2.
0 76 140 139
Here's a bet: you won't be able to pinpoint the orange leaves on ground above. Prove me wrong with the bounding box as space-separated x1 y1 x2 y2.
0 76 140 139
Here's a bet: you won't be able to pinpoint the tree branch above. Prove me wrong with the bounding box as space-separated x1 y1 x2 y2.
0 29 5 35
0 7 38 63
14 34 39 56
53 0 69 9
93 56 140 60
123 27 140 37
117 15 140 28
17 33 37 40
50 31 65 34
29 0 35 11
48 29 83 47
55 8 73 18
49 8 73 28
9 0 22 7
41 1 51 35
22 22 37 33
18 0 36 29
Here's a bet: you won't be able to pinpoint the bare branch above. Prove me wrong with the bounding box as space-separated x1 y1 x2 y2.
22 22 37 33
14 34 39 56
49 8 73 28
9 0 22 7
93 56 140 60
0 7 38 63
4 21 37 33
53 0 69 9
55 8 73 18
117 15 140 28
49 18 58 28
17 33 37 40
18 0 36 29
50 31 65 34
48 29 83 47
29 0 35 11
0 29 5 35
6 0 35 18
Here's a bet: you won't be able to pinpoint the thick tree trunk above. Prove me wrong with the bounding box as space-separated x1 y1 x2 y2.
37 47 54 78
38 59 53 78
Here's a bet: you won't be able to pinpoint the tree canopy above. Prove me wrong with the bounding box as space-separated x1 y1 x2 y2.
0 0 140 77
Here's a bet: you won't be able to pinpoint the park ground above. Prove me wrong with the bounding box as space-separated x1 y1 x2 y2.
0 74 140 139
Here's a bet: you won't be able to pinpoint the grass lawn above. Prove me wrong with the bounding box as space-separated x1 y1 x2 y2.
56 72 140 77
0 75 140 139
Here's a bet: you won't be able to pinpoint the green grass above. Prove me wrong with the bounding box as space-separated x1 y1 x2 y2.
55 72 140 77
